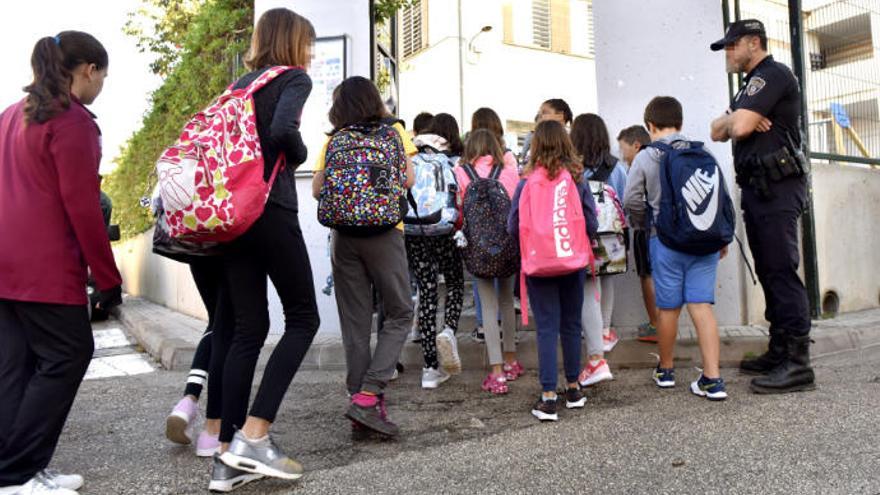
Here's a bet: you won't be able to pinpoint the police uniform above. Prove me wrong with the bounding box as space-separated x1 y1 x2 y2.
711 20 815 393
730 54 811 339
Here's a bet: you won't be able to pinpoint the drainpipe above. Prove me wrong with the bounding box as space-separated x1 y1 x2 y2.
788 0 822 318
457 0 465 126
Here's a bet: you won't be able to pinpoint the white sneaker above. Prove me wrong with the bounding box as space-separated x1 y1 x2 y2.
0 485 21 495
40 470 83 491
436 327 461 375
13 472 78 494
421 367 450 389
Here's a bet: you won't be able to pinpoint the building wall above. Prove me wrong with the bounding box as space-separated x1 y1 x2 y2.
398 0 598 144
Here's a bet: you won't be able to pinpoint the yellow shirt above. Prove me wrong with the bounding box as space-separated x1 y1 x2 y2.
315 122 417 232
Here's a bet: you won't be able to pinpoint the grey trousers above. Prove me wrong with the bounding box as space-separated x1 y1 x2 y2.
331 229 414 395
476 276 516 365
582 276 615 357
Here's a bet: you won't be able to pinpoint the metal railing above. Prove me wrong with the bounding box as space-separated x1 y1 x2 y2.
735 0 880 167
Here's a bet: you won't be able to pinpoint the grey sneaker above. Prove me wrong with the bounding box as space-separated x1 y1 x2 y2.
209 453 264 492
219 431 304 480
345 393 400 436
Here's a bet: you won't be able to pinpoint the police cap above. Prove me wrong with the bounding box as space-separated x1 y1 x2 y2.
710 19 766 51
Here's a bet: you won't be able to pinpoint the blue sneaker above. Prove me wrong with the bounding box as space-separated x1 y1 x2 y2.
690 375 728 401
653 367 675 388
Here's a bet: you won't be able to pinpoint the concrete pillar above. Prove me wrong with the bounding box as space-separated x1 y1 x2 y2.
252 0 374 334
592 0 748 327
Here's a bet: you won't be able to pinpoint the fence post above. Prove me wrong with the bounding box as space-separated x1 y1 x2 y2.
788 0 822 319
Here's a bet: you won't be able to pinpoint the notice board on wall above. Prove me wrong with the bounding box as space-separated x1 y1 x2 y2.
299 36 347 173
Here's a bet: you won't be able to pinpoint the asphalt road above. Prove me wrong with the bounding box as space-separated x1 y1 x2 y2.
53 324 880 495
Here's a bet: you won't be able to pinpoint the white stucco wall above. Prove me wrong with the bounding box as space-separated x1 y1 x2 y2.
398 0 597 139
592 0 748 327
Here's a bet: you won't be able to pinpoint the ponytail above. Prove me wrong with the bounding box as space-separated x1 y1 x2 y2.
23 31 108 124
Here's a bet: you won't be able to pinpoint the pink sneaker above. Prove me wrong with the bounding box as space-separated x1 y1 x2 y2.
166 397 198 445
578 359 614 387
502 361 524 381
481 372 509 395
602 328 620 352
195 430 220 457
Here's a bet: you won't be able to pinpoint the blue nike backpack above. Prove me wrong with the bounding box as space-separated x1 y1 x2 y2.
649 141 735 256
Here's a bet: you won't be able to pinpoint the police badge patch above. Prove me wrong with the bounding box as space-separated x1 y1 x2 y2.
746 76 766 96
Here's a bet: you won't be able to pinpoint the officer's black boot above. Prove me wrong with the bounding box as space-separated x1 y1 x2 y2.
750 334 816 394
739 330 787 375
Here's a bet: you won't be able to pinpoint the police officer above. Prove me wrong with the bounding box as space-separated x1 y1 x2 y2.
709 19 815 394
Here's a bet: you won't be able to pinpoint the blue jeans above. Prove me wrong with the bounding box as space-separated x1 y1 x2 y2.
473 278 500 326
526 270 585 392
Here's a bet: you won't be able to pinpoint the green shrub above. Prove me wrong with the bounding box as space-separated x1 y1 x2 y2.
105 0 252 238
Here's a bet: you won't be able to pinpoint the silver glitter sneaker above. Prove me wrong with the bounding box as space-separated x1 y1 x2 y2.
219 431 304 480
209 453 264 492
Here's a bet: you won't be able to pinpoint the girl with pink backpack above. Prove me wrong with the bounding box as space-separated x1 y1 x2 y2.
507 121 598 422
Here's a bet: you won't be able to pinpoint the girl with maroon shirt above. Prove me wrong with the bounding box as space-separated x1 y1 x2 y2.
0 31 121 495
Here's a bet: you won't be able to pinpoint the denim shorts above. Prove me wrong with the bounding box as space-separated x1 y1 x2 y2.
649 236 720 309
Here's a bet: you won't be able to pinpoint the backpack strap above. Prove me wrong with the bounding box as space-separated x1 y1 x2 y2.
488 163 503 181
462 163 479 183
243 66 300 98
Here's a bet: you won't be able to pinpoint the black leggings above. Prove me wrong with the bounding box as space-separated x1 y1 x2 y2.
185 258 233 420
405 234 464 369
216 204 320 443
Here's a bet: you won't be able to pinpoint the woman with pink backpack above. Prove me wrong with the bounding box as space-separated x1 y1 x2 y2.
455 129 522 394
507 120 598 422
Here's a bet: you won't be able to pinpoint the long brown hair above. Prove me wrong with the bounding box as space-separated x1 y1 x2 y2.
327 76 390 133
23 31 107 124
461 129 505 167
570 113 611 168
525 120 582 181
471 107 504 145
427 113 464 156
245 8 315 69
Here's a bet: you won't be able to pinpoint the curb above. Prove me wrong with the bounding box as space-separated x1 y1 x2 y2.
116 296 880 372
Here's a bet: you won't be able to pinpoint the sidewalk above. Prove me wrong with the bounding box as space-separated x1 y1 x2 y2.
116 295 880 372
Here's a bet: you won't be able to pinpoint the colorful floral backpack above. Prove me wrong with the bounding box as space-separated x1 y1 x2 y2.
317 120 408 236
153 66 297 243
588 180 628 275
460 163 519 279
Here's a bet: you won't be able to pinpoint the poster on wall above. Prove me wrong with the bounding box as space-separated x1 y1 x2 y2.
299 36 347 173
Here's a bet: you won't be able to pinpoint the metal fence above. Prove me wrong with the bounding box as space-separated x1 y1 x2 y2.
730 0 880 166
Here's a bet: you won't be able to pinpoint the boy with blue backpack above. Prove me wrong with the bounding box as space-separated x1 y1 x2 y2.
623 97 733 401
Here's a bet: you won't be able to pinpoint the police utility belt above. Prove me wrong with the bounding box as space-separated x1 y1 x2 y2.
735 135 807 199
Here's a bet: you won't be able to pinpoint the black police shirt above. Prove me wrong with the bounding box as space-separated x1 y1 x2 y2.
730 55 801 161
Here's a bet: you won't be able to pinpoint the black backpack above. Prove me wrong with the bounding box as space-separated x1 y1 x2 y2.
460 163 519 279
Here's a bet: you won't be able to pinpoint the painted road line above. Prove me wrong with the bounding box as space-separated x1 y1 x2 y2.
85 353 155 380
93 328 132 351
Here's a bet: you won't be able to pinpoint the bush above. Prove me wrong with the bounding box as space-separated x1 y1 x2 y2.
105 0 252 238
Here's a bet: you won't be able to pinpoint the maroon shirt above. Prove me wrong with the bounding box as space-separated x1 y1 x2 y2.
0 97 121 305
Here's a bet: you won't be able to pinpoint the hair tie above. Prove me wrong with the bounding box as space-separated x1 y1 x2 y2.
53 35 61 46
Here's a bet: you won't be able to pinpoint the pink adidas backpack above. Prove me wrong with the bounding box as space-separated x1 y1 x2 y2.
155 66 298 242
518 167 593 324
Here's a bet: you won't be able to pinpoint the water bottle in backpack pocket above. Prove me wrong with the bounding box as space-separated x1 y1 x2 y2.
404 146 459 235
460 163 519 279
317 121 408 236
649 140 735 255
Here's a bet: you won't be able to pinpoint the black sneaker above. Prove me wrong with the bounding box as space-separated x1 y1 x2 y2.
563 387 586 409
471 326 485 343
345 393 400 437
531 396 559 422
